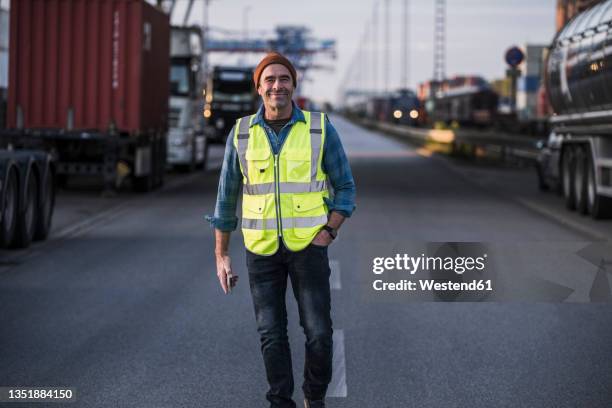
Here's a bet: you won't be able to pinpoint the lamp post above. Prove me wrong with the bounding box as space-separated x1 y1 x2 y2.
243 5 251 43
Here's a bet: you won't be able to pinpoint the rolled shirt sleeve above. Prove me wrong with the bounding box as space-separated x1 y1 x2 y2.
205 127 242 232
322 117 356 217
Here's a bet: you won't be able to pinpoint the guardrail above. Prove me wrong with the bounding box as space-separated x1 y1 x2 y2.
347 115 544 166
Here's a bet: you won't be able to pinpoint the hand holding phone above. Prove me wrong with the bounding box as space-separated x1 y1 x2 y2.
226 273 238 294
216 254 238 294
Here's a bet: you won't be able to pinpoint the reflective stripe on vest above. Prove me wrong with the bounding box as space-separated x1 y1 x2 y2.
244 180 328 195
234 110 329 255
242 214 329 230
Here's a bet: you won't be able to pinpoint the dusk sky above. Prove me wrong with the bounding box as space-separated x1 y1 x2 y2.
167 0 558 104
2 0 559 104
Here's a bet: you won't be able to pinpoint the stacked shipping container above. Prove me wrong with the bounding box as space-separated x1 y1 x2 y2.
7 0 169 133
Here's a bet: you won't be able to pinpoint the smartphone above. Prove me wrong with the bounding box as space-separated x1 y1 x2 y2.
226 274 236 294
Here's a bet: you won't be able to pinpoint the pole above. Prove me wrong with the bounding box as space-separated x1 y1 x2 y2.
384 0 389 94
373 1 378 95
401 0 409 89
242 5 251 43
202 0 210 85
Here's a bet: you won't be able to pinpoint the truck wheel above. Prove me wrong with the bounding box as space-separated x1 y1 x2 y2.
586 149 612 219
574 147 588 214
156 155 165 188
132 174 153 192
561 147 576 210
196 136 207 170
34 166 55 241
154 135 165 188
536 162 549 192
0 167 19 248
12 168 39 249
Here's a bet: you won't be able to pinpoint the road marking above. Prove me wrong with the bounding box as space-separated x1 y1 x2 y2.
328 329 347 398
329 260 342 290
53 202 131 239
512 196 610 242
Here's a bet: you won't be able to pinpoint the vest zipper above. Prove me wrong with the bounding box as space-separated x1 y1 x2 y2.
274 153 283 237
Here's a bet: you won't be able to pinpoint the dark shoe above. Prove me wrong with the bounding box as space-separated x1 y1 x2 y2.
304 399 325 408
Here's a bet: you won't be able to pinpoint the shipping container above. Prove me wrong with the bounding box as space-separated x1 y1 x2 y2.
1 7 8 129
1 0 170 192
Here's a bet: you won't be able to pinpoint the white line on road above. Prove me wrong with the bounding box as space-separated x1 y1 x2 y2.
329 260 342 290
328 260 346 398
53 202 132 239
328 329 347 398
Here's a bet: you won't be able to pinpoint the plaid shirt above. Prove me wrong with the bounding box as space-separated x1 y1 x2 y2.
206 104 356 232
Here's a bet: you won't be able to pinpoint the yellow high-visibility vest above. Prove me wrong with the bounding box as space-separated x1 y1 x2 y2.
234 110 329 255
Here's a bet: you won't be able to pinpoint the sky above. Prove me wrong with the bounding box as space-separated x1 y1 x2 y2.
164 0 557 105
1 0 558 104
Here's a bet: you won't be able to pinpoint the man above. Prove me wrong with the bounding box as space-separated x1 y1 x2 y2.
207 52 356 408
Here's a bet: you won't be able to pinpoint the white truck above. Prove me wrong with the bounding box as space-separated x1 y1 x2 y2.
167 26 207 171
537 0 612 218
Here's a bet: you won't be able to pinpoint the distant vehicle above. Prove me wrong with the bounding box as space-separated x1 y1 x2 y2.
296 96 320 111
345 89 423 127
203 66 258 145
383 89 423 126
537 0 612 218
167 26 207 171
0 0 170 192
429 76 499 127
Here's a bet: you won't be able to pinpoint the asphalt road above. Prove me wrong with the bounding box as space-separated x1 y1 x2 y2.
1 115 612 407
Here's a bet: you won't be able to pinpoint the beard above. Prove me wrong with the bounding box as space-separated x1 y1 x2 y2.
266 90 291 108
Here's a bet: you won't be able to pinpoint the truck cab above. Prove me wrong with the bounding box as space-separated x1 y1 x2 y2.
203 67 258 145
167 26 207 171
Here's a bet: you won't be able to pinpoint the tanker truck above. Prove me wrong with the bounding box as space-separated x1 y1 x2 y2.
537 0 612 218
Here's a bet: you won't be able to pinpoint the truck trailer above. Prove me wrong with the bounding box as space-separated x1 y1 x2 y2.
537 0 612 218
1 5 55 250
0 0 170 192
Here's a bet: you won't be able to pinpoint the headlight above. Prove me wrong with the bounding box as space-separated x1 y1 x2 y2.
409 110 419 119
170 138 189 147
393 110 402 119
203 109 211 118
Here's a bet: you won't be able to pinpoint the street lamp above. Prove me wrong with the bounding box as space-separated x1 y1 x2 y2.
243 5 251 42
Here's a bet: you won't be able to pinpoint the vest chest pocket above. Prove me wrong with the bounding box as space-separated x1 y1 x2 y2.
283 149 310 182
246 149 271 175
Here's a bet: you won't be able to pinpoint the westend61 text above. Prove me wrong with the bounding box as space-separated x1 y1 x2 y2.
373 279 493 292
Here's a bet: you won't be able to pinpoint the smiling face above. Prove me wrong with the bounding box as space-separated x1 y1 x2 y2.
257 64 294 113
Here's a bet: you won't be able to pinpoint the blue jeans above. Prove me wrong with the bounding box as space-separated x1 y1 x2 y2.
246 242 333 408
